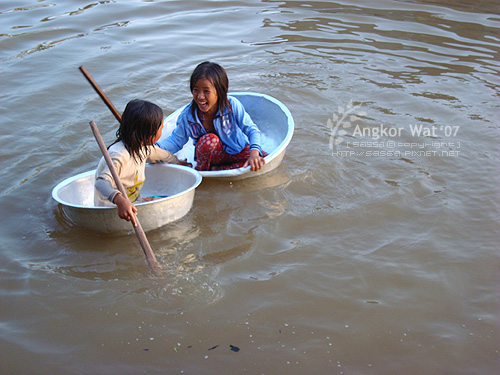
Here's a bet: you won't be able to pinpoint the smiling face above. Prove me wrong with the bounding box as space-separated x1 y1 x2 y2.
192 77 218 116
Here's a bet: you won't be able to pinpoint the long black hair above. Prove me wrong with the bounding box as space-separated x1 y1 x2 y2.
111 99 164 162
190 61 231 116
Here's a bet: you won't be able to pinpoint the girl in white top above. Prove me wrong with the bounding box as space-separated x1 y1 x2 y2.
94 99 189 225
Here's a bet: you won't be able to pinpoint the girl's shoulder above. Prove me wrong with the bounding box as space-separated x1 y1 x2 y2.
108 141 130 160
226 95 245 112
177 101 196 123
226 95 247 117
227 95 243 108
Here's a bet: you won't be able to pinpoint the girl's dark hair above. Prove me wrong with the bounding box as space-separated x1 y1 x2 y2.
112 99 164 162
190 61 230 115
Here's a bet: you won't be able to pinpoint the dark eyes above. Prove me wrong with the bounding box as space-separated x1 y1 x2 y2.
193 89 211 95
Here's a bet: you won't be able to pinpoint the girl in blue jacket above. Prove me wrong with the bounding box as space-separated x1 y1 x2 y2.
157 61 266 171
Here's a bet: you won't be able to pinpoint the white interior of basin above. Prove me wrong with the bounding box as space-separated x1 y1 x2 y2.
54 165 200 208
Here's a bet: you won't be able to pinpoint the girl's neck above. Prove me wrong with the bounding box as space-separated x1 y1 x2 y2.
198 107 217 133
199 106 217 119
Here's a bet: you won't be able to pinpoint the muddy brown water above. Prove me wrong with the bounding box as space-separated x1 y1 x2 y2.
0 1 499 374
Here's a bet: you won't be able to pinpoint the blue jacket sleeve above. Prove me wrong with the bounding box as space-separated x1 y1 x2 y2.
156 111 191 154
231 97 262 154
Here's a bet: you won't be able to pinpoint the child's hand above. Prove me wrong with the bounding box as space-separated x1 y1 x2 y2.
179 159 193 168
243 150 266 171
113 193 138 226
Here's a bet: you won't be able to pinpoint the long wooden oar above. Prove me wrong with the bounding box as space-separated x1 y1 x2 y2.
80 66 161 275
89 121 161 276
79 65 122 123
80 66 161 274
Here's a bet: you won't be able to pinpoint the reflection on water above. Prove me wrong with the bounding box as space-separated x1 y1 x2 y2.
0 0 499 374
35 210 225 310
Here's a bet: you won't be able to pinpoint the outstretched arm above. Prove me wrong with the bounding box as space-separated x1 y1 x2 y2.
147 145 193 168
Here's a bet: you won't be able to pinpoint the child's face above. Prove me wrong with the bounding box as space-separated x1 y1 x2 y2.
192 78 218 115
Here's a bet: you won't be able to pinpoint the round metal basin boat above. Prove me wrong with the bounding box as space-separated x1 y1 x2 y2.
160 92 294 180
52 164 202 234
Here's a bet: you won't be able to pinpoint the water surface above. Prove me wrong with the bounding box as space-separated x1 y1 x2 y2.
1 0 499 374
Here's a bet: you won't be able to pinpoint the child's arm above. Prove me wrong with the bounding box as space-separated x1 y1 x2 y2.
156 110 192 154
113 193 138 226
94 148 140 222
95 153 123 205
147 146 193 167
230 97 263 154
95 177 138 226
230 97 266 171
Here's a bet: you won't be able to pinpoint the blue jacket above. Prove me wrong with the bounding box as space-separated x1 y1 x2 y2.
157 96 262 155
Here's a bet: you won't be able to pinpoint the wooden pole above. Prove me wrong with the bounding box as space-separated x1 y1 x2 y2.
79 65 122 123
90 121 161 276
